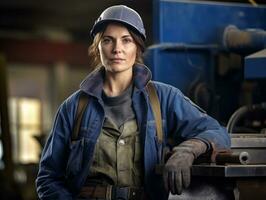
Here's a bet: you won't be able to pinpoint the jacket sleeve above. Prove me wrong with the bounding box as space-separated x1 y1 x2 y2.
165 86 231 150
36 102 74 200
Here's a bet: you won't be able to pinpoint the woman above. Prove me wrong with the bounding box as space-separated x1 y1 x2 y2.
36 5 230 200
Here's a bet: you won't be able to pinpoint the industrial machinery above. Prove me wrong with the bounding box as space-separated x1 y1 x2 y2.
144 0 266 199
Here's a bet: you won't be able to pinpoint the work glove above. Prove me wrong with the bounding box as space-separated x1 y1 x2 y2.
163 139 207 195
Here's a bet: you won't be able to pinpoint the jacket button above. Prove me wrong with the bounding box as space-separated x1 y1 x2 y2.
118 139 125 145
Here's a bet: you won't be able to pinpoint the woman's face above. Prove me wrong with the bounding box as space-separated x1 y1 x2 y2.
98 23 137 74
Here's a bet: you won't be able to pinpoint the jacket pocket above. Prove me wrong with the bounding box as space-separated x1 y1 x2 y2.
66 138 84 177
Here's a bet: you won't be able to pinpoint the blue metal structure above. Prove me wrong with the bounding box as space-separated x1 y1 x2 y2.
144 43 216 93
152 0 266 44
144 0 266 94
245 49 266 79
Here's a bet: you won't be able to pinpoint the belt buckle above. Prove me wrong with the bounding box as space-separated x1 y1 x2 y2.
111 186 129 200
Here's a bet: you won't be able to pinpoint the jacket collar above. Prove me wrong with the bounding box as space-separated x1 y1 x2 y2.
80 63 152 98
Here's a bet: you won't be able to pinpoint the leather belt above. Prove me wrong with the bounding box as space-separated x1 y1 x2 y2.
78 185 144 200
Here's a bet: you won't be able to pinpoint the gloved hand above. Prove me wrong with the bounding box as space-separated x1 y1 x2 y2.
163 139 207 195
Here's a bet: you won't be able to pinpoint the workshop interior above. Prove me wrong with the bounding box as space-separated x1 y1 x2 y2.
0 0 266 199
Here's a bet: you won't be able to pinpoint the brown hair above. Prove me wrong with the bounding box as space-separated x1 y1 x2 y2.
88 24 145 71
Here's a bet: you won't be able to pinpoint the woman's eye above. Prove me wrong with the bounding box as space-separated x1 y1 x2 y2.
102 38 111 44
123 38 133 43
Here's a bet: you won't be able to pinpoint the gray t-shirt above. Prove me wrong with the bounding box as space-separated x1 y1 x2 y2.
102 84 135 128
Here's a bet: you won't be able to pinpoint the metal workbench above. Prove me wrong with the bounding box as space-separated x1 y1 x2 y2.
169 133 266 200
169 164 266 200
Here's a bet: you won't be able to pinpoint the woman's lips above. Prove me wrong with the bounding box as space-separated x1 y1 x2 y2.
110 58 125 63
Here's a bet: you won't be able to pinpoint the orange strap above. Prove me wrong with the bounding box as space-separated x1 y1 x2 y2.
146 81 164 144
72 93 89 141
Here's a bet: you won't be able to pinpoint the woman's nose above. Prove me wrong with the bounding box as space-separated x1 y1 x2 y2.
112 40 122 54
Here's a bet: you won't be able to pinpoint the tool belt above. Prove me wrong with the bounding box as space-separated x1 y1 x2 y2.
78 185 145 200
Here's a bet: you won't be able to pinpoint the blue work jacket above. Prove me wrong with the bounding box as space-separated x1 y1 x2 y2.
36 64 230 200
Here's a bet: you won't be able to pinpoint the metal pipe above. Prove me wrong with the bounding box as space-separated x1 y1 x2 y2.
227 102 266 133
223 25 266 54
215 151 250 165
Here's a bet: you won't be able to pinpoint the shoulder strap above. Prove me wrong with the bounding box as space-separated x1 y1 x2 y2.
72 93 89 141
146 81 164 144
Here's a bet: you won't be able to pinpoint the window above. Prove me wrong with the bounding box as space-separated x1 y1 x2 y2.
10 98 41 164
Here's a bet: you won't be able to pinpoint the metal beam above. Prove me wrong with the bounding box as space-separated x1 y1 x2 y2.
0 55 14 183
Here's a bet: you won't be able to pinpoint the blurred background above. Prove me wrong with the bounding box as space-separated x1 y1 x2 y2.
0 0 266 199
